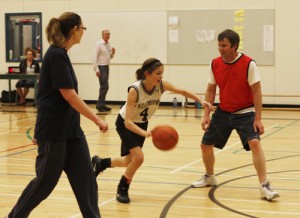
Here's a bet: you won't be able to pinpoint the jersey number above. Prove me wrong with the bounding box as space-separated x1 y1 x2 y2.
140 107 149 121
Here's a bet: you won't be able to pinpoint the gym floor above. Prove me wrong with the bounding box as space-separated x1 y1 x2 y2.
0 104 299 218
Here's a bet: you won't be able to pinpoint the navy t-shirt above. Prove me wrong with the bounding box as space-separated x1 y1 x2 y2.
34 45 84 141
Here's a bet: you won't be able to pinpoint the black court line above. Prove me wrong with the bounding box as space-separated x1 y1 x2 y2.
0 148 37 158
209 169 300 218
160 154 300 218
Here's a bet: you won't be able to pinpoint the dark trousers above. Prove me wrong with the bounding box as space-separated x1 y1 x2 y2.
8 137 101 218
97 65 109 108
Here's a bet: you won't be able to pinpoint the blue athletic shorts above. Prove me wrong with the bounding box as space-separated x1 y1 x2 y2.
202 108 260 151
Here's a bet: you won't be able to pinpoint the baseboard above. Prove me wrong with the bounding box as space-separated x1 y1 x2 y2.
82 100 300 109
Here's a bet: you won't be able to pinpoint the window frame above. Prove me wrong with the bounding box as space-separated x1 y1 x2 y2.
5 12 43 63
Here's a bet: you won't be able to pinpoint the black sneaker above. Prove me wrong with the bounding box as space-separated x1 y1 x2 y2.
104 106 112 111
96 106 106 113
116 185 130 203
116 176 131 203
92 155 106 177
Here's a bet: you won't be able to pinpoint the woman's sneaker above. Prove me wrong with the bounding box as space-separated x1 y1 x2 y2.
92 155 106 177
260 181 280 200
191 174 217 188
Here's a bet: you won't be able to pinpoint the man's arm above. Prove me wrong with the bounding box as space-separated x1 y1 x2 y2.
92 43 100 72
110 47 115 59
200 82 217 131
204 83 217 117
251 81 264 135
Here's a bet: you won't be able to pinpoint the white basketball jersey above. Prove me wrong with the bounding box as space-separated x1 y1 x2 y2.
119 80 164 123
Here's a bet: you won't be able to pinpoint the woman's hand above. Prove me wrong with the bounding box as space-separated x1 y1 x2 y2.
32 138 38 145
95 119 108 133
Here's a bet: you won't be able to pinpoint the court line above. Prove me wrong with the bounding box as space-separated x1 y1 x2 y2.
0 143 35 153
171 123 279 173
0 126 34 154
0 115 36 127
161 122 296 218
69 197 116 218
1 111 296 217
160 157 300 218
209 169 300 218
175 205 300 216
2 186 300 217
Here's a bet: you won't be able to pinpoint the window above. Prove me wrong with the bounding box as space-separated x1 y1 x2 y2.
5 12 42 62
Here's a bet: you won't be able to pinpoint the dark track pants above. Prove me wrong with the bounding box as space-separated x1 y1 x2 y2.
8 137 101 218
97 65 109 108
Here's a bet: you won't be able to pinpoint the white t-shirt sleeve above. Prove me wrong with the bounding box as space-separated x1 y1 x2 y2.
248 61 261 85
92 42 101 72
208 61 216 84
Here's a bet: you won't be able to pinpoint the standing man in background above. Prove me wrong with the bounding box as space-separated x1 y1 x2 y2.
92 29 116 112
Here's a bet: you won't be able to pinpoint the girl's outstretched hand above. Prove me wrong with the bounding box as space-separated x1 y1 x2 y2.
200 100 214 111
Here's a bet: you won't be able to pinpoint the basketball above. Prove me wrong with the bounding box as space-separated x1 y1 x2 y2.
151 125 178 151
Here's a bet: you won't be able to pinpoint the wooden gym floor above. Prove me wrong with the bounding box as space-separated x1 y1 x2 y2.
0 104 299 218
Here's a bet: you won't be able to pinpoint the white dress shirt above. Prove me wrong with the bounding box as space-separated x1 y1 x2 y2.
92 39 114 72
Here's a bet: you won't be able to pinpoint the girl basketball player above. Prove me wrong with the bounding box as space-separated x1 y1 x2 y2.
92 58 213 203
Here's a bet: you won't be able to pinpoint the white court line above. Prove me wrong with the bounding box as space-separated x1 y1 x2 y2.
171 124 279 173
68 194 300 217
69 197 115 218
0 193 76 201
182 195 300 206
0 130 32 135
175 205 300 216
0 116 35 127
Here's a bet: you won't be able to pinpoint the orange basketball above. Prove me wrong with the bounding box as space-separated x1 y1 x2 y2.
151 125 178 151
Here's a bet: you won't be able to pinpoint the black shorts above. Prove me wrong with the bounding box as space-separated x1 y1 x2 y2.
202 108 260 151
115 114 148 156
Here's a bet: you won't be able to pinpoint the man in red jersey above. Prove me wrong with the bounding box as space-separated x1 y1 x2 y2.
191 29 279 201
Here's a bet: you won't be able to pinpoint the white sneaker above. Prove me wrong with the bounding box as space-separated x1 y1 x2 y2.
191 174 217 188
260 181 280 200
